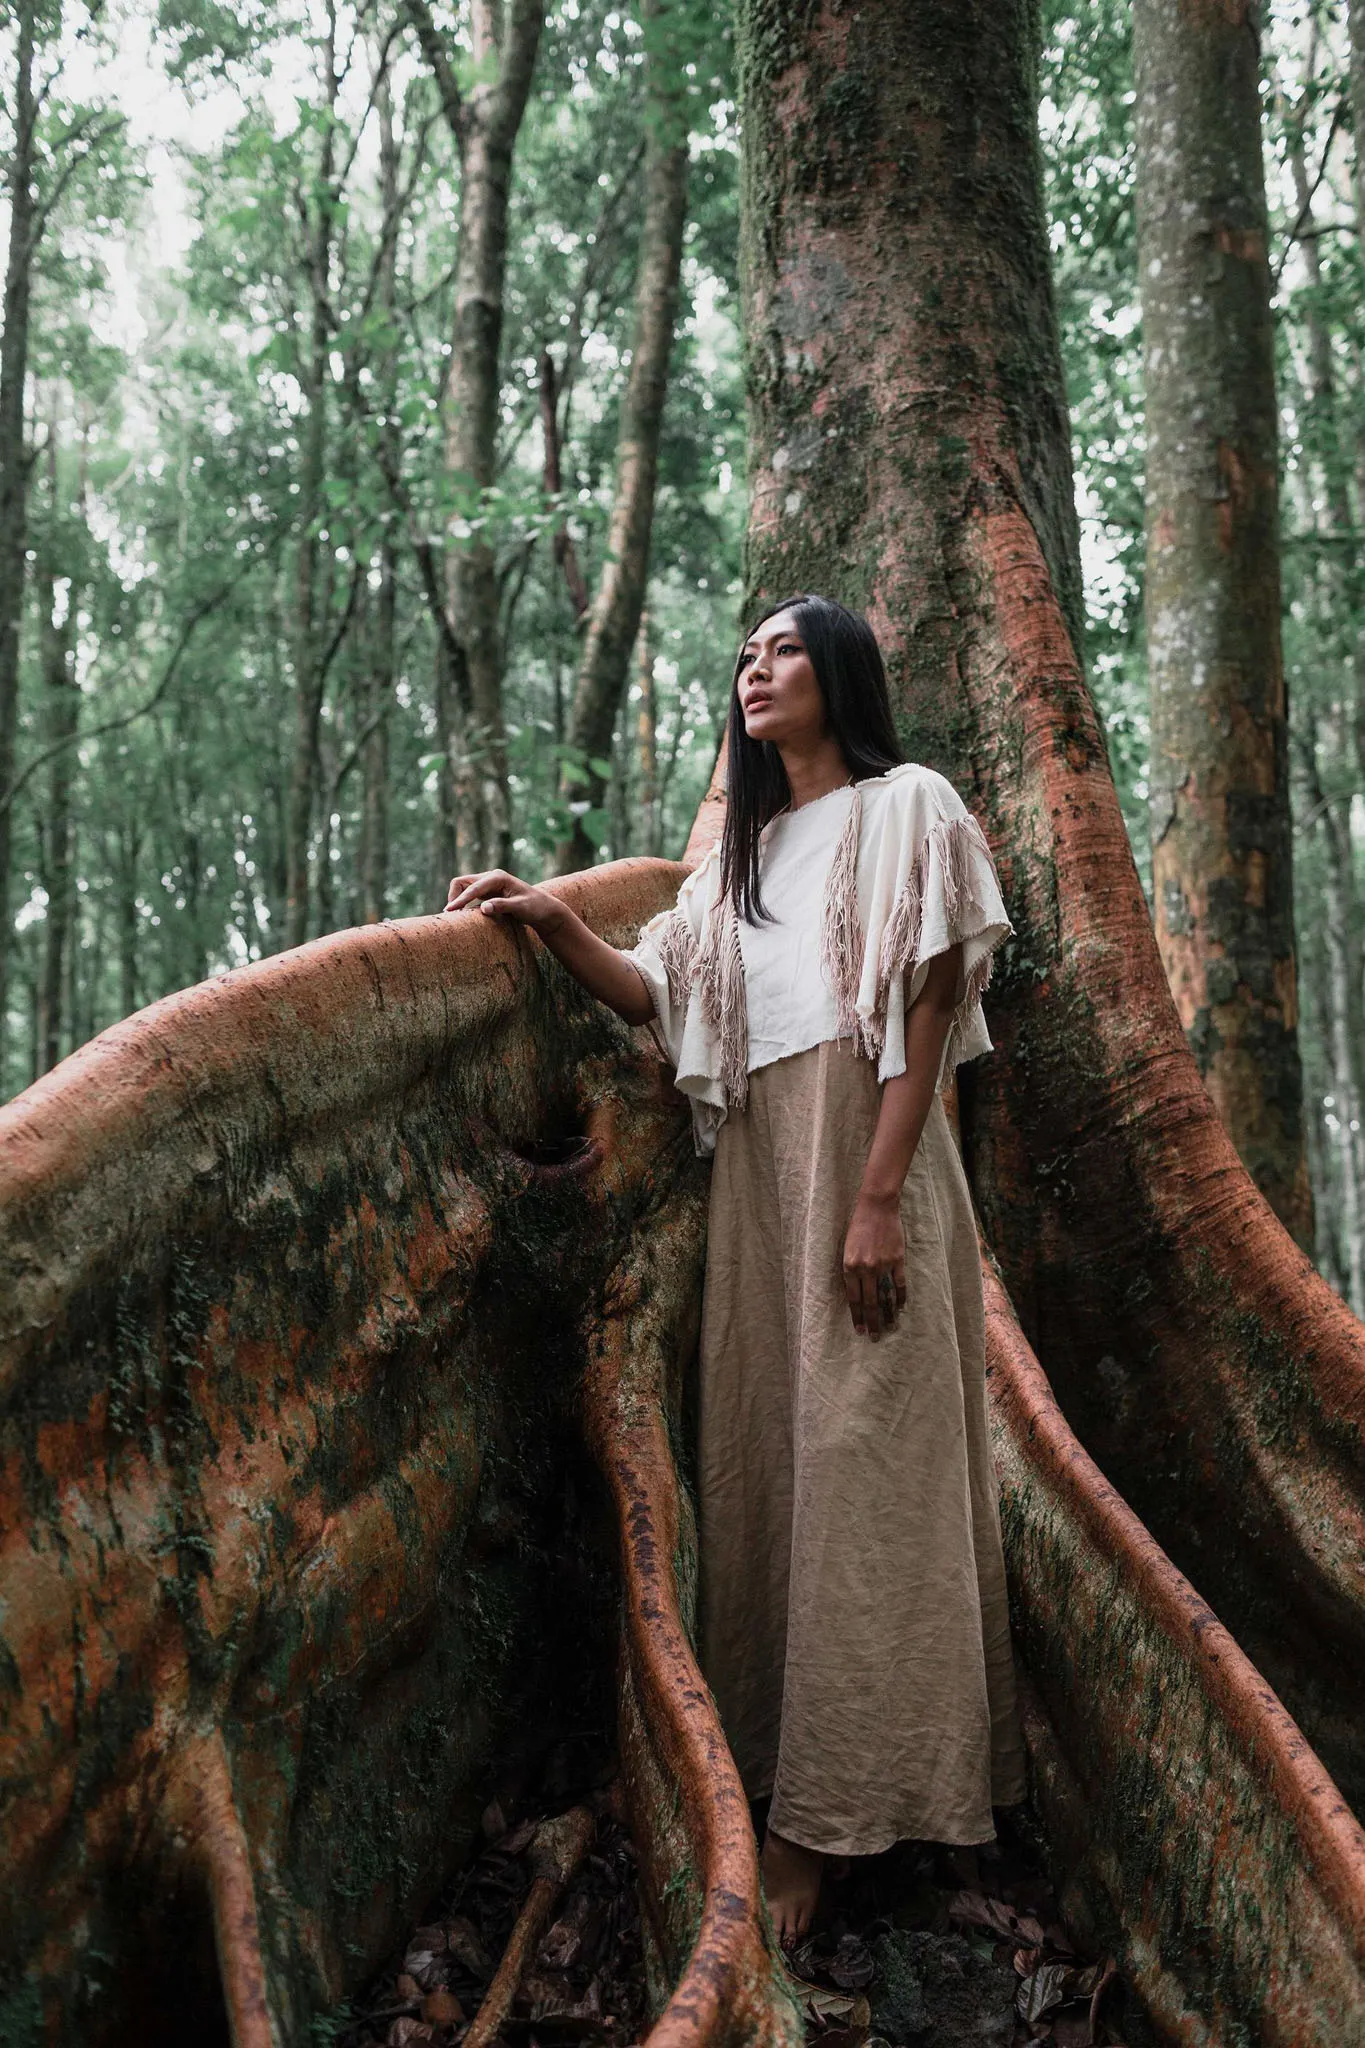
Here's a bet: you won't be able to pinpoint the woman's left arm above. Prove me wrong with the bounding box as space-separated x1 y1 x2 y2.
841 942 963 1342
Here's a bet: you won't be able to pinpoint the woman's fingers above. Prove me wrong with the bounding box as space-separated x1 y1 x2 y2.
445 869 514 913
844 1260 904 1340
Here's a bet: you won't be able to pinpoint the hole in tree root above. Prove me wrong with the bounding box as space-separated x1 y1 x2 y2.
508 1133 601 1178
105 1866 233 2048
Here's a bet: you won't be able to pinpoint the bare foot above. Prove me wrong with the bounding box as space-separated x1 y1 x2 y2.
761 1826 824 1948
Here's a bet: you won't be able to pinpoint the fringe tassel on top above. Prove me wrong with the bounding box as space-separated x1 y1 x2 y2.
685 801 998 1112
696 888 750 1109
870 809 997 1057
648 905 699 1010
819 788 879 1058
940 942 997 1079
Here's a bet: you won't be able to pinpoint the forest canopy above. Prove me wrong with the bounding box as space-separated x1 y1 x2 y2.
0 0 1362 1303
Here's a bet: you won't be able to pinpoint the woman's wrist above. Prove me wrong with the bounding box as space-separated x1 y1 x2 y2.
533 896 573 942
855 1177 903 1210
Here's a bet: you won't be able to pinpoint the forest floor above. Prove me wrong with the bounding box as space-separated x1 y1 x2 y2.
331 1747 1139 2048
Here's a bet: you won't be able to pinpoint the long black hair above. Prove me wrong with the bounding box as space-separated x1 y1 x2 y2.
720 593 903 922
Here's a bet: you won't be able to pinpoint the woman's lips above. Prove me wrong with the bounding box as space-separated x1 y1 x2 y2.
744 693 773 711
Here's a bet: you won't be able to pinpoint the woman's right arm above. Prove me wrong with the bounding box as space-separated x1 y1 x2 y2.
444 869 656 1026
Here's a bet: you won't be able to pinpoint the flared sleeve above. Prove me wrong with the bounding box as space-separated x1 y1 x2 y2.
622 847 729 1153
845 765 1013 1089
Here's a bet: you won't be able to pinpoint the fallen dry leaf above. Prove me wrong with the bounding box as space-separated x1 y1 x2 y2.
420 1990 464 2026
826 1933 875 1991
1017 1960 1079 2025
442 1914 492 1979
783 1966 871 2028
949 1887 1046 1948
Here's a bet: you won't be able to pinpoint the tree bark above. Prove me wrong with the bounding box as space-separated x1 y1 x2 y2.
0 0 39 1079
1307 730 1365 1314
285 10 342 951
737 0 1365 1811
539 346 590 621
35 429 78 1076
407 0 546 869
636 608 659 857
360 79 400 928
1133 0 1311 1245
550 0 690 875
1350 0 1365 261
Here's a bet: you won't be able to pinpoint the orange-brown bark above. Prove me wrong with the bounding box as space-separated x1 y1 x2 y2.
735 0 1365 1817
1134 0 1311 1246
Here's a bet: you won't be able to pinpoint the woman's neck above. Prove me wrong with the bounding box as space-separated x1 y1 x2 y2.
779 738 852 812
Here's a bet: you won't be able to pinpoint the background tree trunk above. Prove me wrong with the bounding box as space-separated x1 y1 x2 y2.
636 608 659 857
35 426 78 1076
1134 0 1312 1246
285 10 342 951
737 0 1365 1813
408 0 547 869
0 0 39 1078
360 76 400 927
551 0 690 874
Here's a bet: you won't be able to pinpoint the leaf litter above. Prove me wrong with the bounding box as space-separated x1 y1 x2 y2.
332 1770 1137 2048
781 1811 1138 2047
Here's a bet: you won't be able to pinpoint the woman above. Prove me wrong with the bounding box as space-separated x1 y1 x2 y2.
444 593 1025 1946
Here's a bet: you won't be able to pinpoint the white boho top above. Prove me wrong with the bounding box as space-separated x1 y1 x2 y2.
625 761 1013 1156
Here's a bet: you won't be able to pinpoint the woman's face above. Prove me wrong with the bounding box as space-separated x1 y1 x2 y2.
735 611 827 749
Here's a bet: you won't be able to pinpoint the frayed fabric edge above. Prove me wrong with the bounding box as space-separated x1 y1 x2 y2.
819 788 881 1060
860 811 1000 1066
696 887 750 1109
649 904 699 1010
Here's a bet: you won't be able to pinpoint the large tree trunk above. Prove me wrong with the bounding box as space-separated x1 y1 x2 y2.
736 0 1365 1814
0 0 38 1080
1133 0 1311 1246
407 0 546 869
551 0 689 875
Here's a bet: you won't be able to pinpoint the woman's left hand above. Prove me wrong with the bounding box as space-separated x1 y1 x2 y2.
842 1191 907 1342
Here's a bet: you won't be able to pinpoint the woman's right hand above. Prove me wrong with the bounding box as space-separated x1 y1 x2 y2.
444 869 565 936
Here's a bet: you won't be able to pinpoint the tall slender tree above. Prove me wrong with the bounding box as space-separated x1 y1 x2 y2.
551 0 691 873
1133 0 1311 1244
406 0 547 868
0 1 121 1063
0 0 41 1077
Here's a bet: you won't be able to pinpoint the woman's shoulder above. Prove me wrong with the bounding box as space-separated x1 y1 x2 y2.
856 759 968 823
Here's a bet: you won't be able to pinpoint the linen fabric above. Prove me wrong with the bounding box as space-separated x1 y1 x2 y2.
622 759 1024 1855
626 762 1012 1156
697 1038 1027 1854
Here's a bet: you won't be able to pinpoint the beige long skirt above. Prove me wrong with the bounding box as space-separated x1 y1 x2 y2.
696 1038 1026 1858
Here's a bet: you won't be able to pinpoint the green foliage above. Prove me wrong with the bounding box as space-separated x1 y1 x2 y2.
1040 0 1365 1296
0 0 743 1100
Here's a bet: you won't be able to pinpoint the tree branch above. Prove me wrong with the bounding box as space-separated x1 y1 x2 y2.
0 534 285 819
402 0 466 151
